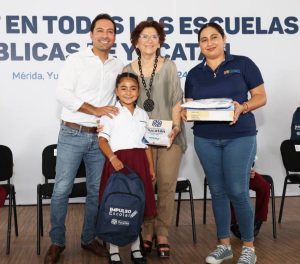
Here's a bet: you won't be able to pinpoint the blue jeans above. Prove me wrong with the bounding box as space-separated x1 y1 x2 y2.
194 136 256 242
49 124 105 246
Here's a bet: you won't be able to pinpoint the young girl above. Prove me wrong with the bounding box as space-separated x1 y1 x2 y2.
98 72 156 264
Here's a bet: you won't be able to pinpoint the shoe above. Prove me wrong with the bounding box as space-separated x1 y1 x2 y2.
44 244 65 264
254 219 263 237
81 239 108 257
230 224 241 239
205 245 233 264
157 244 170 258
142 240 152 254
131 250 147 264
237 246 257 264
108 253 123 264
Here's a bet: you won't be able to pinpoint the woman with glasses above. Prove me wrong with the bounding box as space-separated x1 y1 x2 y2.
184 22 267 264
123 20 187 258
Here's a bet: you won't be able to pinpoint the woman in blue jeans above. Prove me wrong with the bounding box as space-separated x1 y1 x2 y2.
184 22 266 264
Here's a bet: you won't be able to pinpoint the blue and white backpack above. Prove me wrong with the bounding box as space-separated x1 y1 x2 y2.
96 167 145 246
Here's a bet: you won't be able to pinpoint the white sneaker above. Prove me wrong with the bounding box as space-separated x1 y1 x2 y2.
237 246 257 264
206 245 233 264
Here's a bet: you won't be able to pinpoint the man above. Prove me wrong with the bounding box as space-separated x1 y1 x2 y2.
230 168 270 239
44 14 123 264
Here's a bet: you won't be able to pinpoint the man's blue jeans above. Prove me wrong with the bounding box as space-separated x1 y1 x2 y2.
194 135 256 242
49 124 105 246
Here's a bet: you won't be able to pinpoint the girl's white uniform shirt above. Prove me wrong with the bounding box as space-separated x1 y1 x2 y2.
98 101 149 152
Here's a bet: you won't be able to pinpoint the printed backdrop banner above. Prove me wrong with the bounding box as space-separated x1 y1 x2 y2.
1 0 300 204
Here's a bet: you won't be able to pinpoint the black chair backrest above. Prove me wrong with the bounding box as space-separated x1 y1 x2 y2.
0 145 13 182
42 144 86 182
42 144 57 180
280 139 300 172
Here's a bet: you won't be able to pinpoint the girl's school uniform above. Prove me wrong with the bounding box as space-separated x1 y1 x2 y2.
98 102 156 217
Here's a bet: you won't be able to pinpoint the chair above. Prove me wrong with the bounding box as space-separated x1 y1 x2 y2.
0 145 18 255
175 177 197 243
278 139 300 223
37 144 87 255
203 174 277 238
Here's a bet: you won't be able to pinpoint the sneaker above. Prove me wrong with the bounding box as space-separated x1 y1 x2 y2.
230 224 241 239
254 219 263 237
205 245 233 264
237 246 257 264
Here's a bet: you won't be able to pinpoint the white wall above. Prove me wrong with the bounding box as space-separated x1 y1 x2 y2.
1 0 300 204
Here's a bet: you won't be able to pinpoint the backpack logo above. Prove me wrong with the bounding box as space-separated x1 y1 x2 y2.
130 210 138 218
109 207 133 217
118 220 130 226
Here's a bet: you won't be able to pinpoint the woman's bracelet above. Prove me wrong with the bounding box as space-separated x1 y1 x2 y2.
109 154 117 162
242 102 249 114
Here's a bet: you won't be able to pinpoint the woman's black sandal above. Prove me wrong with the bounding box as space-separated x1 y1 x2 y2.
157 244 170 258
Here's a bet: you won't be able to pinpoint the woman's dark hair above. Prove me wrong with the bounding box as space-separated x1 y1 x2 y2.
90 13 116 34
130 20 166 48
116 72 140 89
197 22 225 42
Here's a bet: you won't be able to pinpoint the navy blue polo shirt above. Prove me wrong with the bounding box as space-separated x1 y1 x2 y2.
184 53 264 139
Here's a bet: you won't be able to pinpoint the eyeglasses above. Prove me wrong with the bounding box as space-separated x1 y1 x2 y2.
139 34 159 41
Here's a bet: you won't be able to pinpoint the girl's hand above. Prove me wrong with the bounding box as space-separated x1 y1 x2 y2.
250 168 256 178
110 157 124 171
230 101 244 125
149 166 156 181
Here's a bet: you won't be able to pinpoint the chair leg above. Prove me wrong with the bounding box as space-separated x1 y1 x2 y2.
37 187 41 255
278 178 288 223
12 186 18 236
40 198 44 237
203 178 207 224
188 182 197 244
6 186 13 255
270 181 277 238
176 192 182 227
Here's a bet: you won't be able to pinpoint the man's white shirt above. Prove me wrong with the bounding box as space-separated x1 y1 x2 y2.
56 47 124 127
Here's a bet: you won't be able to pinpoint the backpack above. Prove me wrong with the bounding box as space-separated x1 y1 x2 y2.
96 167 145 246
291 107 300 140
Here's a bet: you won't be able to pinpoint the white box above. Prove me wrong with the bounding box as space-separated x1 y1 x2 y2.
186 105 234 121
142 119 173 147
